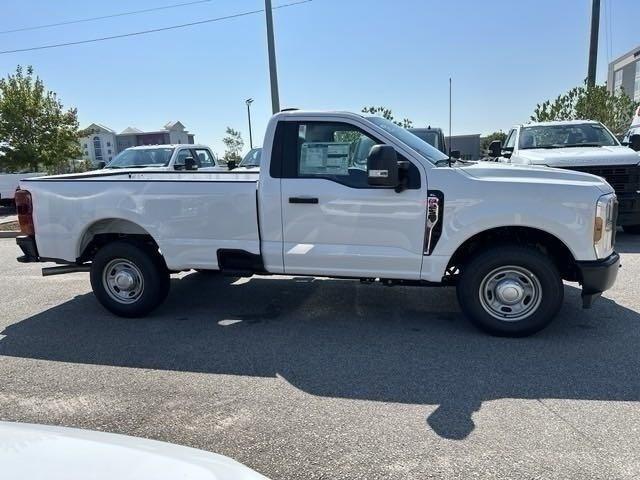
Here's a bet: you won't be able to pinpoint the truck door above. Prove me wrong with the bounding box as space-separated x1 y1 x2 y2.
277 120 428 279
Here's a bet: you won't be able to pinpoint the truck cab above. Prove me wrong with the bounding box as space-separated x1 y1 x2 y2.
14 111 621 337
491 120 640 234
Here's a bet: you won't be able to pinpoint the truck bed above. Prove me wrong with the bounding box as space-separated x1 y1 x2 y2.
21 170 261 270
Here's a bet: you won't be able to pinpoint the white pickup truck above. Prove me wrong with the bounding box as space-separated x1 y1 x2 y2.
0 172 46 205
489 120 640 233
14 111 620 337
102 144 225 172
622 106 640 150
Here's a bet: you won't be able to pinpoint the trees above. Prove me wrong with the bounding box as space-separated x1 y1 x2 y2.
222 127 244 163
0 65 81 173
361 106 413 128
531 83 638 136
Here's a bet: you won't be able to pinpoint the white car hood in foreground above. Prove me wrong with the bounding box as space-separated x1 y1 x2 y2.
515 145 639 167
460 161 613 193
0 422 268 480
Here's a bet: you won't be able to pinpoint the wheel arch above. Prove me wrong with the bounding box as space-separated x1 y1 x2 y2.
446 226 580 281
77 218 161 263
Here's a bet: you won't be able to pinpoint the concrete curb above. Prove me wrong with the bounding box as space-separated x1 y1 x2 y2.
0 231 19 239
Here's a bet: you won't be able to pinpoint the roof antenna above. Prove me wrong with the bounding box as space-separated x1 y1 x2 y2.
448 77 452 167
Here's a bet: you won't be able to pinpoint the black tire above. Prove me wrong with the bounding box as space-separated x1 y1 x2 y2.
456 246 563 337
90 240 170 318
622 225 640 234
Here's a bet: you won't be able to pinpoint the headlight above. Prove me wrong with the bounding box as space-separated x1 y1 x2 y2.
594 193 617 258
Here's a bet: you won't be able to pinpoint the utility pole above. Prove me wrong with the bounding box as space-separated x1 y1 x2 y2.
245 98 254 149
448 78 452 158
264 0 281 114
587 0 600 88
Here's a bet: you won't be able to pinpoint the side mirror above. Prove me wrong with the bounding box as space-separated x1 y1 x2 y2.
488 140 502 157
630 134 640 152
227 160 237 170
450 150 461 160
367 145 399 188
184 156 197 171
96 161 106 169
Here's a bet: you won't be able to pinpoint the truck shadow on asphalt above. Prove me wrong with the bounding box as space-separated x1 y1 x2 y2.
0 273 638 441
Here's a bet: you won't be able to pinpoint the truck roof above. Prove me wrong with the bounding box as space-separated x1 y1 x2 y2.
517 120 602 128
408 127 444 133
275 109 366 118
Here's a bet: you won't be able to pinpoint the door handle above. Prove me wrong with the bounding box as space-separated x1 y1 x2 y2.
289 197 319 204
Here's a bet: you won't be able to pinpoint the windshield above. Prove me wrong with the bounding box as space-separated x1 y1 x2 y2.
519 123 619 149
240 148 262 167
367 117 449 164
106 148 174 168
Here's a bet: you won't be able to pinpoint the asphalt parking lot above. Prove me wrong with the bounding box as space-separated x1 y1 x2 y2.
1 235 639 479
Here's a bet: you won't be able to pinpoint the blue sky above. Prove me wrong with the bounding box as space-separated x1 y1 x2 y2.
1 0 639 155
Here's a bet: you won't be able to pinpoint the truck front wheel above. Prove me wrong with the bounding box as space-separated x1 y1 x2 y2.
90 241 170 318
456 246 563 337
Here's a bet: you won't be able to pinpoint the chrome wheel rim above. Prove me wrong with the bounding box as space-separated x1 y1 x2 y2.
102 259 144 304
479 266 542 322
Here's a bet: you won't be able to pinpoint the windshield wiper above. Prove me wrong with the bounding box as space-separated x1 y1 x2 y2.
111 164 159 169
435 159 453 166
435 158 475 167
525 143 604 149
555 143 603 148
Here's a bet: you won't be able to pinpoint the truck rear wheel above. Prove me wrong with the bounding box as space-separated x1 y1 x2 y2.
90 241 170 318
622 225 640 234
456 246 563 337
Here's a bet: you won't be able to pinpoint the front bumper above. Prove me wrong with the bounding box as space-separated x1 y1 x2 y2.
16 235 40 263
576 252 620 308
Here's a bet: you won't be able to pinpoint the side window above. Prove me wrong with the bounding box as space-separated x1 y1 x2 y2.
504 129 516 149
296 122 377 178
175 149 193 164
272 121 420 189
293 122 418 188
194 149 215 167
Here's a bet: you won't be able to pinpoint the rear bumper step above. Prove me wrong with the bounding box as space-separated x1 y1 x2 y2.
16 235 39 263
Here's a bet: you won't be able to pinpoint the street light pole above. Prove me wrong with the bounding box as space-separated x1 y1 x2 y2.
587 0 600 88
264 0 281 114
246 98 254 149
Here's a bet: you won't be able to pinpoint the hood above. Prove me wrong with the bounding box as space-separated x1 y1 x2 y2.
515 145 639 167
460 161 613 193
0 422 268 480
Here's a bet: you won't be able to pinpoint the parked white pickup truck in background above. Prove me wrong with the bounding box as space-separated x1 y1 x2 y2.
622 106 640 150
14 111 620 337
235 147 262 171
0 172 46 205
102 144 225 172
489 120 640 234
